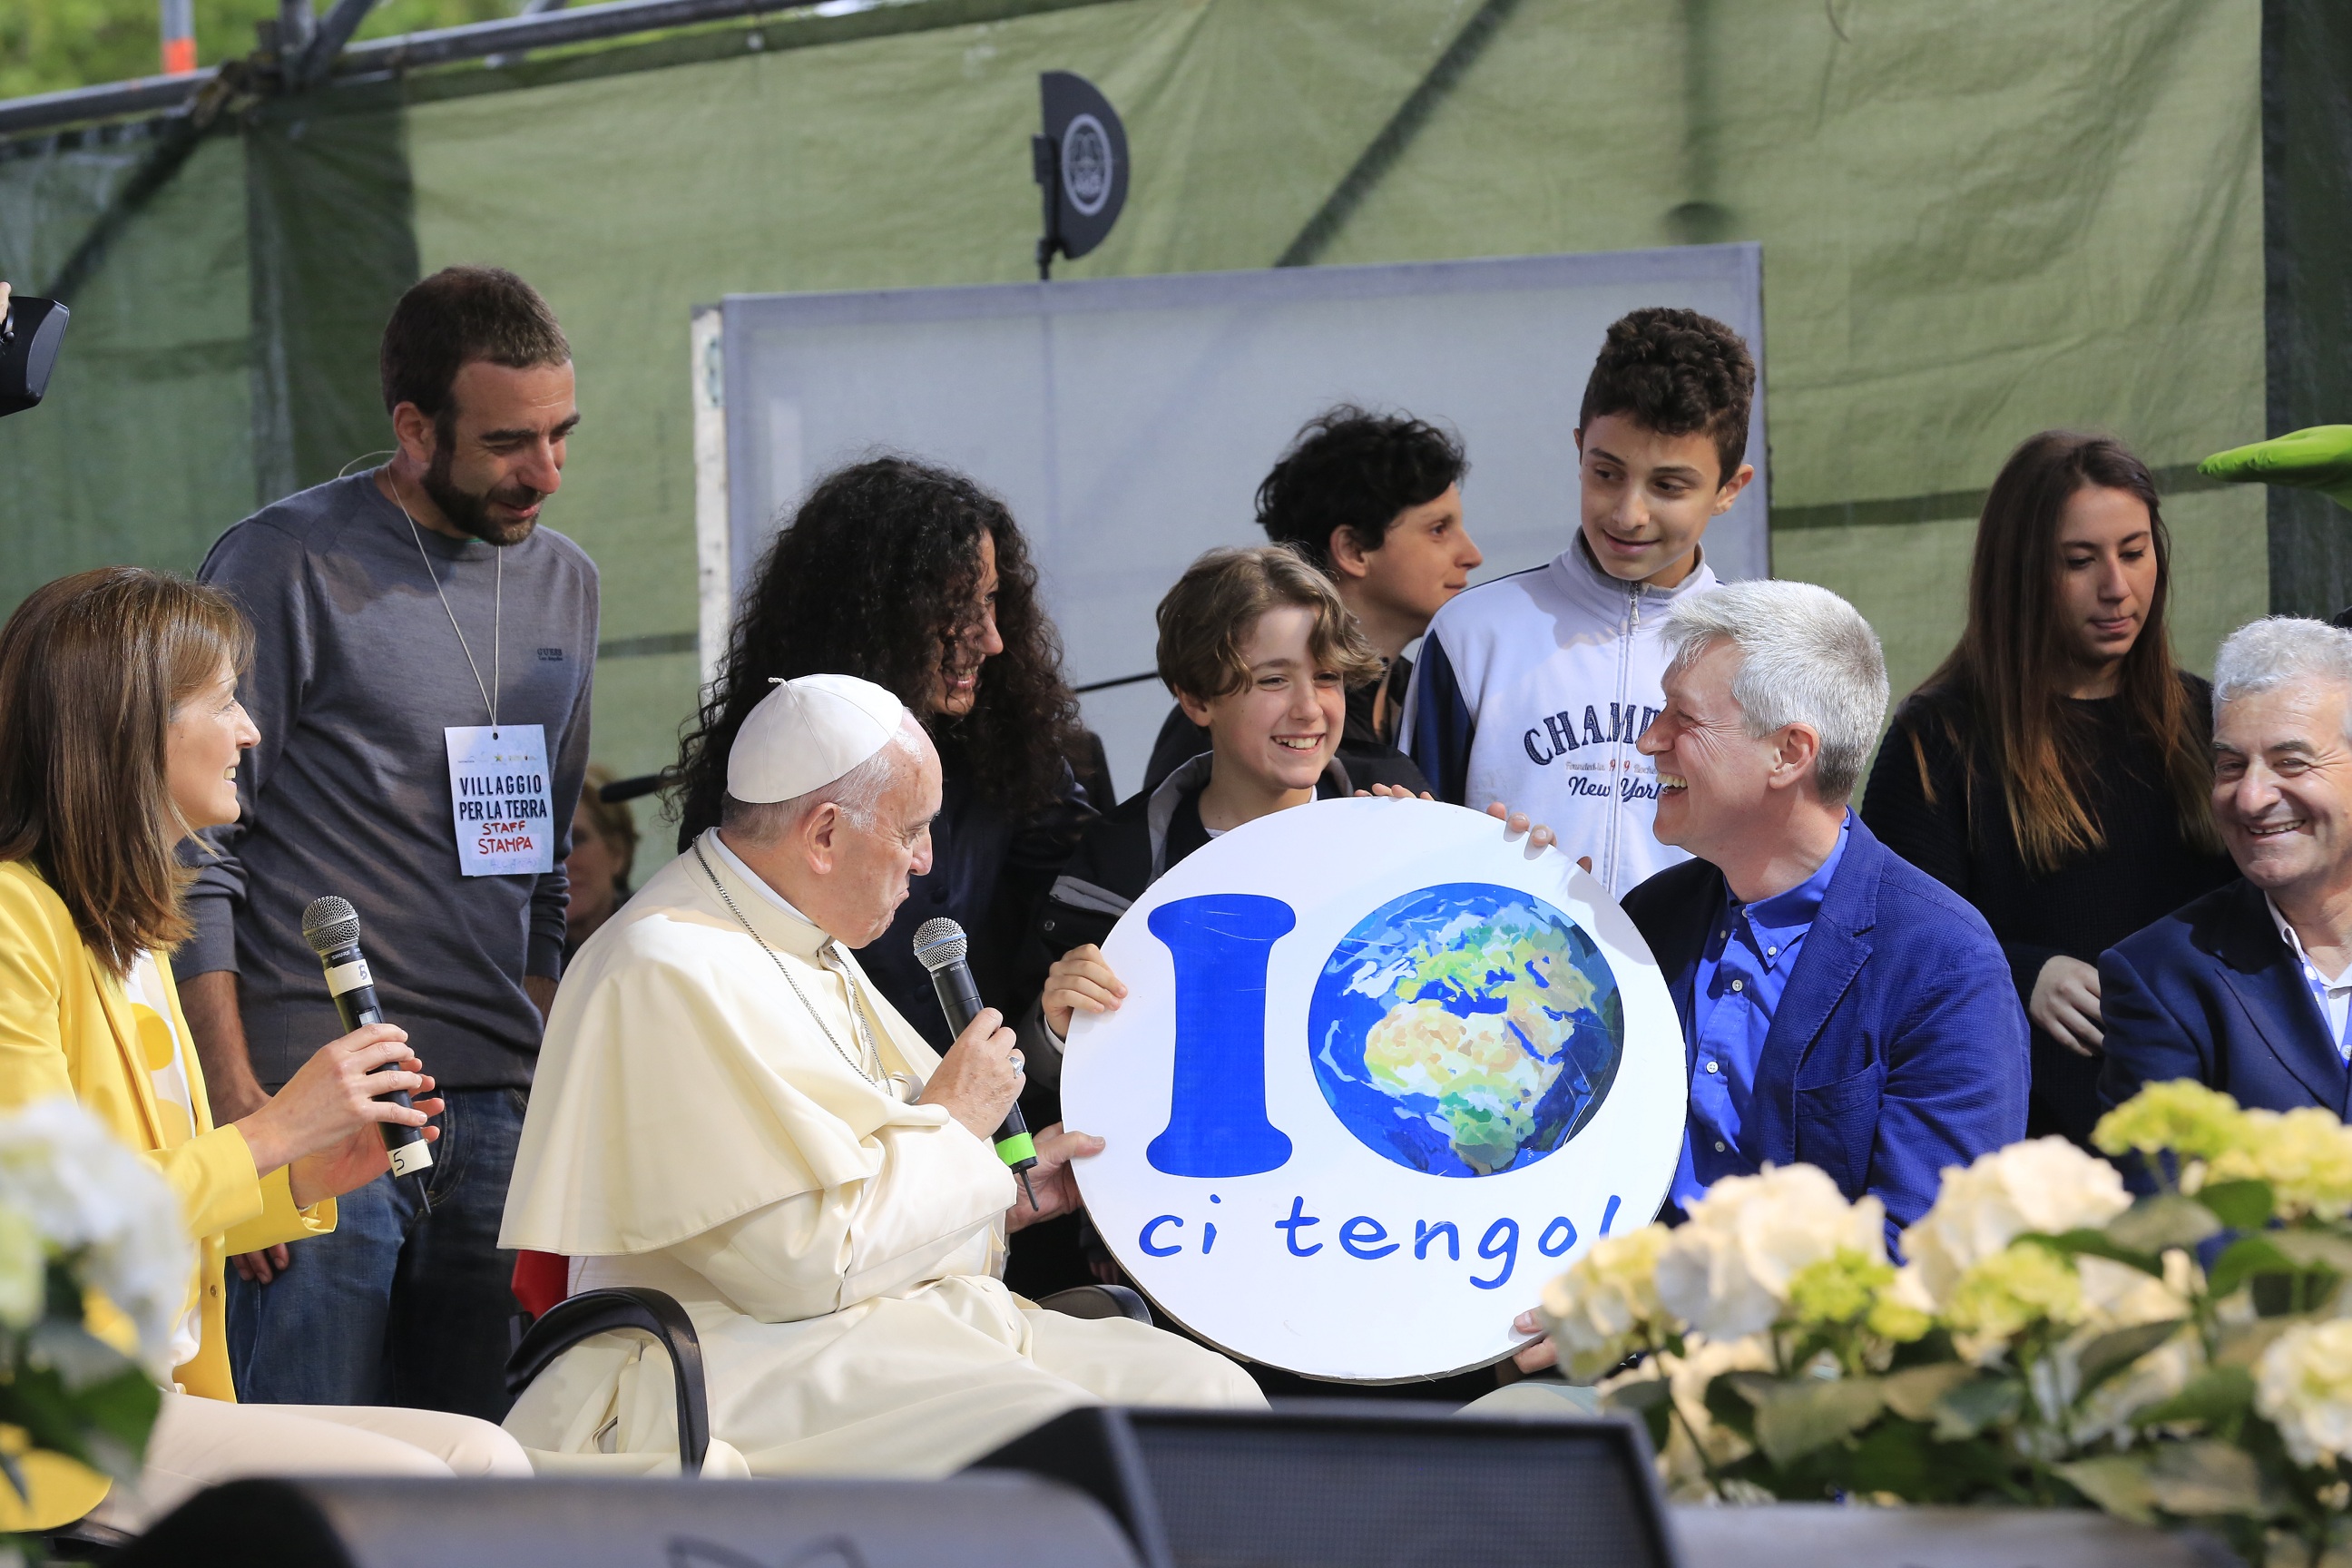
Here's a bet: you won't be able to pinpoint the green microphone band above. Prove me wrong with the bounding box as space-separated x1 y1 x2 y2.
995 1132 1037 1167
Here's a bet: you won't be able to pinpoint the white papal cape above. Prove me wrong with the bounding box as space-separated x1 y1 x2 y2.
499 830 1261 1475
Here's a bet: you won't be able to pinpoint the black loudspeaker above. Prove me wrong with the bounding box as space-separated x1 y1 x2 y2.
969 1402 1681 1568
113 1474 1143 1568
0 296 68 416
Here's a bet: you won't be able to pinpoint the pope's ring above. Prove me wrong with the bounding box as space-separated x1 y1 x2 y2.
1009 1050 1025 1074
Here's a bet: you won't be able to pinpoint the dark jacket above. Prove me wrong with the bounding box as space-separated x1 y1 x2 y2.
1137 660 1427 799
1622 814 2030 1236
1860 675 2233 1144
2100 877 2350 1119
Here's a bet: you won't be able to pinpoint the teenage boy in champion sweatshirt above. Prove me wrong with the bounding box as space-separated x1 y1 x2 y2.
1401 307 1757 897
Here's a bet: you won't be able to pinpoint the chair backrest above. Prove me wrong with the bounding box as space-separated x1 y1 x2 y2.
505 1288 710 1473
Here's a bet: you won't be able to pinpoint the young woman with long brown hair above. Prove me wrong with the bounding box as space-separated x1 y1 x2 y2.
1860 432 2234 1146
0 568 528 1533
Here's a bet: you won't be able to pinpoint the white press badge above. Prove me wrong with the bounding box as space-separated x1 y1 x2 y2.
1061 796 1686 1382
446 724 555 877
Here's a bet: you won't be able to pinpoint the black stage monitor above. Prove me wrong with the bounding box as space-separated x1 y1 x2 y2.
113 1474 1145 1568
971 1401 1682 1568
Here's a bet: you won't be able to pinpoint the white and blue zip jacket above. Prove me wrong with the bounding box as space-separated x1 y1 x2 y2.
1401 537 1720 897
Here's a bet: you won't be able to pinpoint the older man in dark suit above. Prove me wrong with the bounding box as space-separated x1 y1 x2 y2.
2102 618 2352 1119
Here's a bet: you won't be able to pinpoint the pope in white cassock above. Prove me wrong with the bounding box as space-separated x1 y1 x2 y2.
499 673 1264 1475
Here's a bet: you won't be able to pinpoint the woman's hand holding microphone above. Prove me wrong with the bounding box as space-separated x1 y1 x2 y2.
233 1024 441 1210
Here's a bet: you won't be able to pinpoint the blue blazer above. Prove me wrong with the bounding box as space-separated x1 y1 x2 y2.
1621 816 2029 1234
2099 878 2352 1119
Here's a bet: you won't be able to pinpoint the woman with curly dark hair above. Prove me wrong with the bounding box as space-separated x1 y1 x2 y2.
672 456 1092 1045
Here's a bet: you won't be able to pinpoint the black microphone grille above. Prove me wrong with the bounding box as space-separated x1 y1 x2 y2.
911 917 967 974
301 896 361 956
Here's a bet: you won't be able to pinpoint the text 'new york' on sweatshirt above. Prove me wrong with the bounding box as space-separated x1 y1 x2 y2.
1400 536 1719 898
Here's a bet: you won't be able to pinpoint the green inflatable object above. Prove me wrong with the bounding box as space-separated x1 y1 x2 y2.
2199 425 2352 511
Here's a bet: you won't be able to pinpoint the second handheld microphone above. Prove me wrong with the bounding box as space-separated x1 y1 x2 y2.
912 918 1038 1210
301 896 435 1181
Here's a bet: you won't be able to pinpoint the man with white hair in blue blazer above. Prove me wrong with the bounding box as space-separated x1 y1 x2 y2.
1620 580 2029 1239
1495 580 2029 1390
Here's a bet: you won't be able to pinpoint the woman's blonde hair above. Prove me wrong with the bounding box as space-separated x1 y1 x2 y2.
0 568 252 975
575 764 640 892
1155 545 1383 704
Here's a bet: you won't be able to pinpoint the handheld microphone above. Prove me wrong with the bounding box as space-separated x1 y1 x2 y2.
301 897 435 1182
912 918 1038 1210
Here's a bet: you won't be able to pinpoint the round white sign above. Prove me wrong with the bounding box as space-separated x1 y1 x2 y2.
1063 796 1687 1383
1060 113 1113 216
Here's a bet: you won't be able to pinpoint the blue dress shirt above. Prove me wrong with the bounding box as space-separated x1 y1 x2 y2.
1667 812 1853 1210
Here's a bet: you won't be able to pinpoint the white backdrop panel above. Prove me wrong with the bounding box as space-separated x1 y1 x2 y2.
720 246 1769 794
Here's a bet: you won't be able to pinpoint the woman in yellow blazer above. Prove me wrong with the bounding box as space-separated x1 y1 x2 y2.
0 568 529 1534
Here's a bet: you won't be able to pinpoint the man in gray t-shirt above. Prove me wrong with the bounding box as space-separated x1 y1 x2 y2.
184 267 598 1421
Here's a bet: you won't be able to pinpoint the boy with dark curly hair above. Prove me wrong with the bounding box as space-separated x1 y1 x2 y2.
1139 405 1475 795
1402 307 1756 895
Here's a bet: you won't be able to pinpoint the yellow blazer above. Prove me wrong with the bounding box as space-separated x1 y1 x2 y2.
0 859 333 1527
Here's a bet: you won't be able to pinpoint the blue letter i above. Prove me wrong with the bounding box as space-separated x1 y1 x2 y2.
1145 894 1296 1177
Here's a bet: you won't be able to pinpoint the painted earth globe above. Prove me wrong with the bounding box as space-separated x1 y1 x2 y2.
1307 881 1624 1177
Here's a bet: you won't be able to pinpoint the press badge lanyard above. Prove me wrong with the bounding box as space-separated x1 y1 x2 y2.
391 474 555 878
394 478 504 733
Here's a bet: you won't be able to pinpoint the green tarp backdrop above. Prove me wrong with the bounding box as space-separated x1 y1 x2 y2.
2 0 2345 857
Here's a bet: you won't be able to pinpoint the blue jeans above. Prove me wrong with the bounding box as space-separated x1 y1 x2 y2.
227 1086 526 1422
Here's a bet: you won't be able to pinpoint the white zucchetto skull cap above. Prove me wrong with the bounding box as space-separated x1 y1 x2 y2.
726 673 908 804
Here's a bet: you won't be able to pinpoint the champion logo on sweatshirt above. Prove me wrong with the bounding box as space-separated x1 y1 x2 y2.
1401 542 1718 895
1520 701 1661 765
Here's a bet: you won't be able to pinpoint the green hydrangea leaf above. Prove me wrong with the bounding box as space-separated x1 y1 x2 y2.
2190 1179 2273 1231
2132 1365 2255 1431
2143 1441 2269 1518
1601 1376 1670 1412
2054 1453 2160 1524
1932 1376 2023 1440
0 1366 96 1472
1749 1377 1886 1469
2265 1230 2352 1273
1705 1371 1771 1440
2075 1318 2191 1395
2105 1194 2223 1255
2024 1227 2160 1275
2207 1233 2298 1298
1602 1378 1673 1454
1879 1363 1975 1422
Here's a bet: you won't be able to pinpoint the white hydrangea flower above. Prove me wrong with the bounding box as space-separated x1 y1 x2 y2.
0 1098 191 1375
1900 1137 2131 1308
1539 1223 1670 1379
2256 1319 2352 1468
2076 1251 2194 1331
1601 1333 1774 1498
1654 1164 1886 1341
